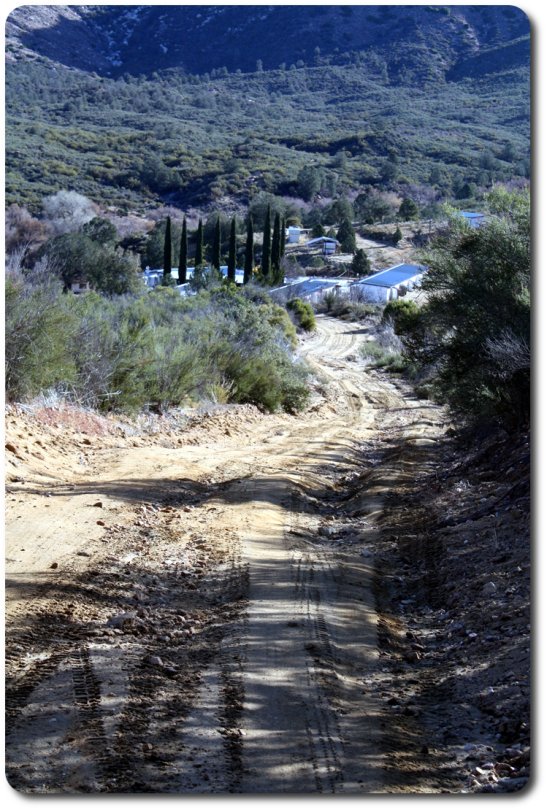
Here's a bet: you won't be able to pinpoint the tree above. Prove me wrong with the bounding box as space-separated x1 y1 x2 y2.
336 217 356 253
212 215 222 270
280 217 286 259
296 165 323 202
326 197 354 225
42 190 96 236
81 217 117 245
261 205 272 280
5 204 48 256
195 219 204 268
393 225 403 244
351 248 371 277
244 216 254 284
354 191 392 224
227 217 237 282
310 222 324 238
44 232 139 295
408 188 530 426
178 217 187 284
162 216 172 284
271 212 282 284
379 155 399 184
398 197 419 220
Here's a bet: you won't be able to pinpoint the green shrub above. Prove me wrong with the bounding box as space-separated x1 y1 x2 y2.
382 298 421 335
5 270 311 414
287 297 316 331
5 265 77 400
360 340 406 372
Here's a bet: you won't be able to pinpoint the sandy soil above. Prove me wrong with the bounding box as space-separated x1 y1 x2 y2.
4 316 529 794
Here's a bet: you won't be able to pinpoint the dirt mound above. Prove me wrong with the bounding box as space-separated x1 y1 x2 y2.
5 403 117 485
4 402 267 484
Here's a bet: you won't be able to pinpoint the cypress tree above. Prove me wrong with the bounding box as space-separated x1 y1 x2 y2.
272 212 281 278
244 215 254 284
178 217 187 284
212 215 222 270
195 218 204 268
162 216 172 284
227 217 237 282
261 205 271 281
280 216 286 257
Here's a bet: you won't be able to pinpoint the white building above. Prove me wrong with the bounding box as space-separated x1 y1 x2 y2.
270 276 352 305
287 226 302 244
306 236 341 256
143 265 245 290
350 263 426 303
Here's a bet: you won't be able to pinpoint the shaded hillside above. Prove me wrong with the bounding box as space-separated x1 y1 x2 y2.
5 5 530 213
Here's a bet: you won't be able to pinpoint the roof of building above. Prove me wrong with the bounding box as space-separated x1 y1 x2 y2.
357 263 426 289
306 236 341 247
459 211 485 219
271 277 340 297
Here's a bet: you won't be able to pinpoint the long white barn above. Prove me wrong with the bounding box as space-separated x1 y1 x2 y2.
350 263 426 303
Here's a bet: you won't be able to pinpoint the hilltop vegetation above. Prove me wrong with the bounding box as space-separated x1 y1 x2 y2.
5 59 529 214
5 5 529 213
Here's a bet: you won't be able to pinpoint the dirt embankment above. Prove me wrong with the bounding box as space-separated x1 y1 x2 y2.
5 316 529 794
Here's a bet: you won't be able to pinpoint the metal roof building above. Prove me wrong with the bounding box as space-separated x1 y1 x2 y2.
459 211 486 228
351 263 426 303
270 276 349 304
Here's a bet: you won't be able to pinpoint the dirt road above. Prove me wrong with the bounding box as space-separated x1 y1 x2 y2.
5 315 449 794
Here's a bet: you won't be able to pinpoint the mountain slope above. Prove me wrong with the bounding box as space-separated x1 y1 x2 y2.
5 5 530 213
6 4 530 81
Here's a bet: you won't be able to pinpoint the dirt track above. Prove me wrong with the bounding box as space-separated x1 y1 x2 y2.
5 316 451 794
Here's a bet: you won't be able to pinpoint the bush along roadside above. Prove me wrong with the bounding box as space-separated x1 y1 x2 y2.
286 297 316 333
5 265 310 415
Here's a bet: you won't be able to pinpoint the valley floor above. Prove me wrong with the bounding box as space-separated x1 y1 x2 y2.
4 317 529 794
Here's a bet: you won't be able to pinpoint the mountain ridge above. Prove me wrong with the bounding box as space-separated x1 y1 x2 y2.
6 4 530 82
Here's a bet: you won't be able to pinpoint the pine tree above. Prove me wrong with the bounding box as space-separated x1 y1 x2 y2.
398 197 419 220
261 205 272 281
336 217 356 253
271 212 281 278
351 248 371 277
212 215 221 270
227 217 237 282
162 216 172 284
195 218 204 268
178 217 187 284
244 215 254 284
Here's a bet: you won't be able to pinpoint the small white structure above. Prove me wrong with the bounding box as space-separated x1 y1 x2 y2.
287 226 302 244
351 263 426 304
459 211 486 229
306 236 341 256
143 265 245 292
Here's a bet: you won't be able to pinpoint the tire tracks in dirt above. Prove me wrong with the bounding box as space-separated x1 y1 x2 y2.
5 315 448 794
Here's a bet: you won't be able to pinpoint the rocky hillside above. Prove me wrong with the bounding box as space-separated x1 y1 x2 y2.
6 5 529 81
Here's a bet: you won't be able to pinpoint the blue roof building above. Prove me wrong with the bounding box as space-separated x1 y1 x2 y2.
351 263 426 303
458 211 486 228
